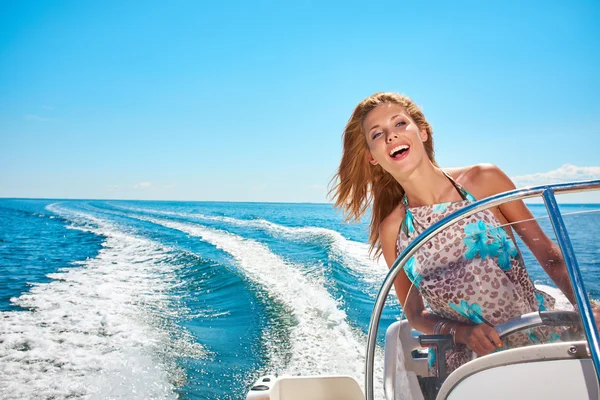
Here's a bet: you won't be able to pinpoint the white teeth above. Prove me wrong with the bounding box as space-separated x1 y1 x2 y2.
389 144 409 157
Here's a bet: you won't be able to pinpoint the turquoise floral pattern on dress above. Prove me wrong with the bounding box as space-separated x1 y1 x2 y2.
549 332 561 342
492 227 518 270
535 292 547 311
528 329 541 344
405 210 415 234
449 300 486 324
433 202 450 214
463 221 500 260
528 329 561 344
427 347 436 369
404 257 422 287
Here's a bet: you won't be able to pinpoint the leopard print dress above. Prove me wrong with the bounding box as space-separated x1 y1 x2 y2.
397 174 560 374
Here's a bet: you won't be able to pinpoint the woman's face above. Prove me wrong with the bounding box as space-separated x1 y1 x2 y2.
362 102 428 176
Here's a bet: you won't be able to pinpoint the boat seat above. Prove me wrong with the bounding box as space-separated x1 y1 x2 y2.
246 375 364 400
384 320 430 400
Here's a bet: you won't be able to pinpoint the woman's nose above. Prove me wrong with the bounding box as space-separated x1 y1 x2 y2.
386 132 398 143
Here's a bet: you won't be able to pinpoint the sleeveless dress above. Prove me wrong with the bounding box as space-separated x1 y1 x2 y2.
396 173 561 374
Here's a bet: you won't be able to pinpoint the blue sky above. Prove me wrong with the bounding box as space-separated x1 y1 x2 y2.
1 0 599 203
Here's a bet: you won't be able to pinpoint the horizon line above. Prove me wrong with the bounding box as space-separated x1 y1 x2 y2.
1 196 599 207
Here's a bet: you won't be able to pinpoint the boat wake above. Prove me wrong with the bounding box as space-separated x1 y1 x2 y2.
0 204 204 399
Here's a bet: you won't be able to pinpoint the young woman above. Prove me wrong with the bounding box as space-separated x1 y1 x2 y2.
331 92 577 373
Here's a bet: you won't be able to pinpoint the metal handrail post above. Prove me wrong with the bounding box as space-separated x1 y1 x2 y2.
543 189 600 380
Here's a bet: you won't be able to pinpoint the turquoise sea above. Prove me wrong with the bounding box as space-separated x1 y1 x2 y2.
1 199 598 399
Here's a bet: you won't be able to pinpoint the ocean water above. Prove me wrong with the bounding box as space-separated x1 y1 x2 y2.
0 199 598 399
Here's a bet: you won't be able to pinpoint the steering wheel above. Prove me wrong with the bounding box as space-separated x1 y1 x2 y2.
494 310 582 339
414 310 583 399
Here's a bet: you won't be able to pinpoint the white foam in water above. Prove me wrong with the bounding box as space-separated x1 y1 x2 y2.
126 215 386 396
235 219 390 283
535 283 575 310
245 220 399 305
0 204 204 399
188 214 395 305
107 204 390 289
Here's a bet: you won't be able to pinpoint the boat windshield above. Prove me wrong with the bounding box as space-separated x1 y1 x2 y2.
368 182 600 400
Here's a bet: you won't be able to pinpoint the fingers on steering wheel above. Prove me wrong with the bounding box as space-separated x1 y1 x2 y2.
485 328 504 348
475 329 496 353
471 340 487 356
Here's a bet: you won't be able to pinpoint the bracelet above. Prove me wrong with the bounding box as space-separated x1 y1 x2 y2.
434 320 455 335
449 323 458 345
441 321 450 334
433 320 445 335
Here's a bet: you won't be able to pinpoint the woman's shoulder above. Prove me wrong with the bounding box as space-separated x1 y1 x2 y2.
379 202 405 239
379 203 406 263
446 164 516 199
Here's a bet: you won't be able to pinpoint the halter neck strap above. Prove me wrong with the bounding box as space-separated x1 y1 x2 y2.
402 170 476 207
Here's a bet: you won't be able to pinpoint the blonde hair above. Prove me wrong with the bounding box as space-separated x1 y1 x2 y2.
330 92 437 256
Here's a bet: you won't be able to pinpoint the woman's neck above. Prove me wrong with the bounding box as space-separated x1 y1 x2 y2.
396 164 459 207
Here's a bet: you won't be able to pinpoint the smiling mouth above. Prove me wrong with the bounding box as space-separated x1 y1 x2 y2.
389 144 410 159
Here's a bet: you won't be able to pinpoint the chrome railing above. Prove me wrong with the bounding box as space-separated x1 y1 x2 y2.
365 179 600 400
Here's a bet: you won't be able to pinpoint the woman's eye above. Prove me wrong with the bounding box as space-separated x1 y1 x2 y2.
372 131 382 139
396 121 406 127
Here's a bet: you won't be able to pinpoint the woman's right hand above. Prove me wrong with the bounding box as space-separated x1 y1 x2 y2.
456 323 505 356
